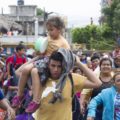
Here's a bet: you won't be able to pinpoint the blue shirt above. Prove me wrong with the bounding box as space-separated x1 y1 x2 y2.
114 92 120 120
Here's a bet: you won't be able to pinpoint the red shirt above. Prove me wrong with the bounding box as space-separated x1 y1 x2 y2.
6 53 27 69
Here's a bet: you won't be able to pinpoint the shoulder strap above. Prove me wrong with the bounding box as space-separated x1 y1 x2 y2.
13 54 17 67
13 54 25 64
13 54 17 63
22 55 26 63
68 73 74 97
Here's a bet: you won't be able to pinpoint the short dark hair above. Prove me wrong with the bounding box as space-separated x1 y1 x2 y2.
49 51 63 63
91 55 100 62
16 44 26 52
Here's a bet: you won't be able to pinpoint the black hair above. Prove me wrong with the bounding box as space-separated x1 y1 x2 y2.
113 72 120 81
91 55 100 62
46 16 65 30
49 51 63 63
16 44 26 52
99 58 112 67
41 50 63 86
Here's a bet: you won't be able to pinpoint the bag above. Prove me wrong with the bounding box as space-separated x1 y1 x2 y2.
68 74 83 120
12 54 25 69
5 54 25 86
6 54 25 72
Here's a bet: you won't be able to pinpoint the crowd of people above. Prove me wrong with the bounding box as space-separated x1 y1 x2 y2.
0 16 119 120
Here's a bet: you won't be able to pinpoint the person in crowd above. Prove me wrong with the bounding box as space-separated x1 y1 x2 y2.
90 55 100 71
12 16 70 113
80 57 113 120
0 89 15 120
113 54 120 68
87 72 120 120
72 66 83 120
4 44 27 101
80 53 87 64
30 48 102 120
6 44 26 80
112 45 120 58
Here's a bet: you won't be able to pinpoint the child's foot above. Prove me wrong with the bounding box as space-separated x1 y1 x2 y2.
25 101 40 113
12 95 24 108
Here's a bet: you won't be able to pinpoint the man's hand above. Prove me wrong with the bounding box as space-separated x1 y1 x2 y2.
80 100 87 115
87 117 94 120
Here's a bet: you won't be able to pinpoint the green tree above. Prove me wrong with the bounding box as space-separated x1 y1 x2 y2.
71 24 115 50
101 23 112 39
37 8 44 16
72 25 101 44
102 0 120 38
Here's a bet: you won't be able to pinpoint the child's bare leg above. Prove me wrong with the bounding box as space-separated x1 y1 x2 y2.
17 63 34 96
15 61 31 78
15 56 40 77
31 68 43 103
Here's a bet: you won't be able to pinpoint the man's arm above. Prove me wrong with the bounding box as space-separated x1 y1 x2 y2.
80 89 92 114
76 56 102 88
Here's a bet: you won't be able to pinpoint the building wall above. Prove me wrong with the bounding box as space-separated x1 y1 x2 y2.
9 5 37 16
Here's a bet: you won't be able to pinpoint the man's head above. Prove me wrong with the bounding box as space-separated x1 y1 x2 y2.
48 51 64 79
91 55 100 70
16 44 26 56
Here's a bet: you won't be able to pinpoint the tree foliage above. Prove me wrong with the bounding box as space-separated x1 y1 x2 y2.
71 24 115 50
37 8 44 16
102 0 120 37
71 0 120 50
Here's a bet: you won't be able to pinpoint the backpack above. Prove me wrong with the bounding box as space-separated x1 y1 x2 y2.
69 74 83 120
68 73 74 97
5 54 25 75
12 54 25 69
4 54 25 87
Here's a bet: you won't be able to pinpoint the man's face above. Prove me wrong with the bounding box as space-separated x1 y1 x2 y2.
48 59 62 79
18 49 26 56
92 58 100 68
